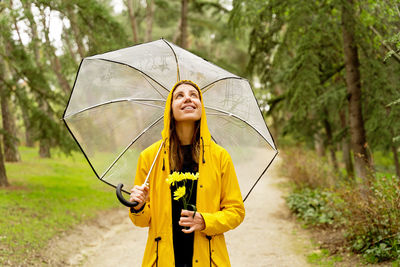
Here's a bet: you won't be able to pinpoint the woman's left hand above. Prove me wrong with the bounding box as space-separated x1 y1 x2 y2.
179 210 205 233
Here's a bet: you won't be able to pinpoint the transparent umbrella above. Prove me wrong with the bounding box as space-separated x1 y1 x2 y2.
63 39 277 207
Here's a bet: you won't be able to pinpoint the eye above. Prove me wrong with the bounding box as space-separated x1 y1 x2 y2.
175 92 184 99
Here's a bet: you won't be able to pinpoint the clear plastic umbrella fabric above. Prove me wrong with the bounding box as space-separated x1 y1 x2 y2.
63 39 277 201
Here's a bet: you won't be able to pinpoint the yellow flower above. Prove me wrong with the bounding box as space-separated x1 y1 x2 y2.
173 186 186 200
166 171 199 186
166 171 180 186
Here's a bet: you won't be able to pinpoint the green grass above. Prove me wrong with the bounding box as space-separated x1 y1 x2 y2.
307 248 343 266
0 146 120 265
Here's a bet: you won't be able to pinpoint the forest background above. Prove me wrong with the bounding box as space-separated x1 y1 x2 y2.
0 0 400 265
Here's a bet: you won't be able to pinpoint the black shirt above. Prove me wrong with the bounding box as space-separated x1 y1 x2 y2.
170 145 198 265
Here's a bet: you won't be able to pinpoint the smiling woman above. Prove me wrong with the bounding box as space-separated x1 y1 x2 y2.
128 80 245 267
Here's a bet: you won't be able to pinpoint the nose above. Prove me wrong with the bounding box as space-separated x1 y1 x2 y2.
183 94 192 102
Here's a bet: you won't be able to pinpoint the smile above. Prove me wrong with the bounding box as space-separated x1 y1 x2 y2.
182 106 196 110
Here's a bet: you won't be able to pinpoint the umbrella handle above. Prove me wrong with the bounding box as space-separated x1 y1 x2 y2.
116 183 139 207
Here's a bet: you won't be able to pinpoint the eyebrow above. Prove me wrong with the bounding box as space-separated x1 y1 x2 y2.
173 89 199 96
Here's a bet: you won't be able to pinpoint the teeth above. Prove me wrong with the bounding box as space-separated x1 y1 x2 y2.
183 106 194 110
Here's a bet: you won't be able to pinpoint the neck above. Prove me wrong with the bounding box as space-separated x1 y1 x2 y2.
175 121 195 145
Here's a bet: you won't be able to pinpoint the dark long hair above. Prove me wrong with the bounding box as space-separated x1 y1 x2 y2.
169 81 201 171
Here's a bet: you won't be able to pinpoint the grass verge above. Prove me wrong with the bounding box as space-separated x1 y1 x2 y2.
0 146 120 266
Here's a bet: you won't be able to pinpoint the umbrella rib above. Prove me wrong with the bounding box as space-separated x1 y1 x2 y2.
63 98 165 119
141 74 168 97
100 115 164 180
88 58 170 92
243 151 278 202
162 39 180 82
205 106 276 150
201 77 245 93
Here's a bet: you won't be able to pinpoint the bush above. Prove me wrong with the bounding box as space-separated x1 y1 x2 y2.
286 188 341 226
282 147 400 263
279 147 336 189
339 176 400 263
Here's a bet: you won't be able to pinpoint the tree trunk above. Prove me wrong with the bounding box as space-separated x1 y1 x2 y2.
145 0 154 42
40 8 70 95
126 0 139 43
7 20 35 148
20 103 35 147
323 118 338 172
314 133 326 157
341 0 372 181
0 48 10 186
392 144 400 179
22 4 53 158
39 139 51 158
1 94 21 162
180 0 189 49
0 47 20 162
0 140 9 187
67 5 85 58
339 110 354 179
38 98 52 158
63 26 79 65
22 2 41 64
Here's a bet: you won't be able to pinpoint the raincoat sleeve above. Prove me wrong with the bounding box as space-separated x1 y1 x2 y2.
201 150 245 236
129 151 151 227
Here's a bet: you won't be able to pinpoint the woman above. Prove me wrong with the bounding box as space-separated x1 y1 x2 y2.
129 80 245 267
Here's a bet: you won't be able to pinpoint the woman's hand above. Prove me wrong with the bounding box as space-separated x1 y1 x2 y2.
130 184 149 210
179 210 205 233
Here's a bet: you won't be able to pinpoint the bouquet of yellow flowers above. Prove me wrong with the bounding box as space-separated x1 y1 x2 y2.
166 171 199 217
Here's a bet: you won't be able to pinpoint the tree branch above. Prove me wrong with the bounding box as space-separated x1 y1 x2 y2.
369 25 400 64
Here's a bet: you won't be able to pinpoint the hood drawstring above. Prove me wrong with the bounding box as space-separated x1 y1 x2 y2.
201 136 205 164
162 139 166 171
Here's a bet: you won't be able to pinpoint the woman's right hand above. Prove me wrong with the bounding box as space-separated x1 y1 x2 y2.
130 184 149 210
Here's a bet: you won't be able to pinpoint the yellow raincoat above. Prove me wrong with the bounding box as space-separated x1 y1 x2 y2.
129 83 245 267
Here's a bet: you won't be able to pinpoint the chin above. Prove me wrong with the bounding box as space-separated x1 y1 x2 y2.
175 115 201 122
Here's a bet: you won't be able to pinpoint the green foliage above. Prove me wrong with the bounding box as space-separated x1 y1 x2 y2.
0 147 119 265
341 175 400 263
231 0 400 173
286 188 340 226
283 147 400 263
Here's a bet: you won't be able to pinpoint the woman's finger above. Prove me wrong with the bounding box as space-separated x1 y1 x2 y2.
179 215 192 223
178 220 192 227
182 226 195 234
181 209 193 217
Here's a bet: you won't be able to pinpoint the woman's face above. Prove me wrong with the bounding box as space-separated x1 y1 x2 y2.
171 83 202 122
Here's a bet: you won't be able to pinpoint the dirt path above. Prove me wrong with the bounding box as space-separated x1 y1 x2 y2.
43 158 312 266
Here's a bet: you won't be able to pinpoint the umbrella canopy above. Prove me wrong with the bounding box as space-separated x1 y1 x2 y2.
63 39 277 201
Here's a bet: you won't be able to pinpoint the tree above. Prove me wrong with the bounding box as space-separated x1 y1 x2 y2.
180 0 189 48
0 140 9 187
341 0 371 180
125 0 139 43
230 0 399 180
0 48 20 162
145 0 154 42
